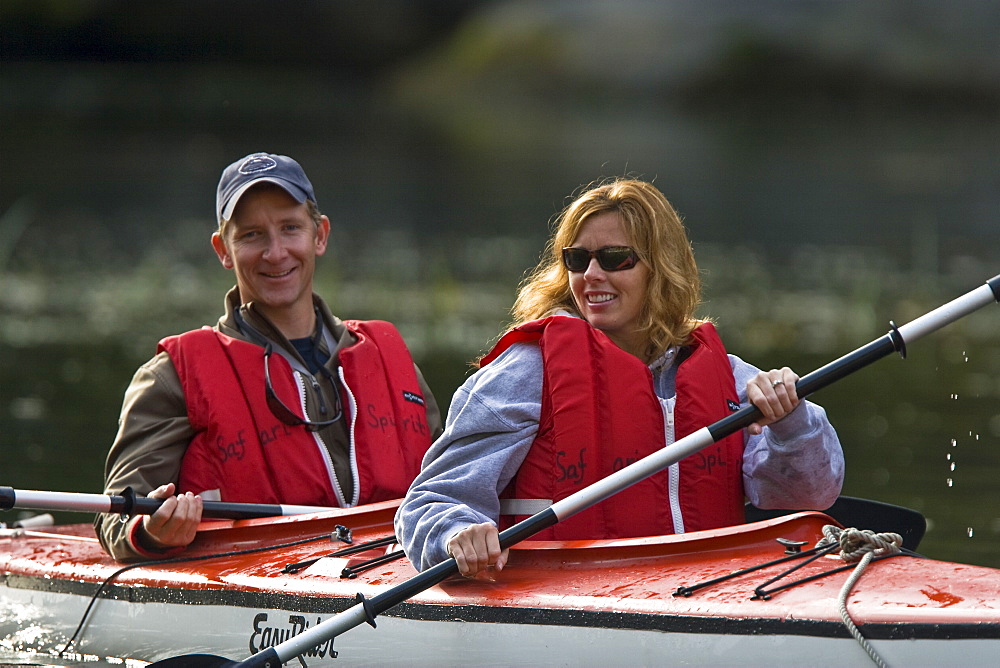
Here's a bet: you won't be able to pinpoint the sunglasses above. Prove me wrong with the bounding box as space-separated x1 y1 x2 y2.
264 343 342 432
561 246 640 272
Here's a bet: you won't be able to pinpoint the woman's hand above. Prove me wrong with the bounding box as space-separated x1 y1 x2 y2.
446 522 509 578
140 483 203 551
745 367 800 435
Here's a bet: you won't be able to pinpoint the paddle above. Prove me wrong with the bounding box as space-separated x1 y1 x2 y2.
0 486 334 520
745 495 927 551
151 274 999 668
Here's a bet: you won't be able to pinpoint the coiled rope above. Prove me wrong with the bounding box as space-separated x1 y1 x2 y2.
817 525 903 668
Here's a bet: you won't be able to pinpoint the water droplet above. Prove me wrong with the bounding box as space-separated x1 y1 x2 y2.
950 462 956 471
951 439 957 447
968 527 974 538
947 478 953 487
946 453 951 460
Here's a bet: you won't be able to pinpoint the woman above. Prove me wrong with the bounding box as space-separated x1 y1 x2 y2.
396 179 843 577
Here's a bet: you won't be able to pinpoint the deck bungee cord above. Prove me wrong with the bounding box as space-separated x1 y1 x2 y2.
749 538 911 601
671 530 916 600
282 535 402 576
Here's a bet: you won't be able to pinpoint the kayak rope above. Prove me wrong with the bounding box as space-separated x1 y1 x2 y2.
57 526 355 659
817 525 904 668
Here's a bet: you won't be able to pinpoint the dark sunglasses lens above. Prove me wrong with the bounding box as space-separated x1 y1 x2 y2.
598 247 637 271
562 248 590 272
563 247 638 272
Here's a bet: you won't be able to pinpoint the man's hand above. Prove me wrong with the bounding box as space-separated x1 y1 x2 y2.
140 483 203 551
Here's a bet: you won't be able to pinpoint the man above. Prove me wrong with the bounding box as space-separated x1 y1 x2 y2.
96 152 442 561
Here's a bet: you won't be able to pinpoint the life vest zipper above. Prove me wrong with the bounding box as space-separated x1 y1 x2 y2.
663 398 685 534
293 369 347 507
338 366 361 507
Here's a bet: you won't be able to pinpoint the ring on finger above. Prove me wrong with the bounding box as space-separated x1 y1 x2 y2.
771 379 784 388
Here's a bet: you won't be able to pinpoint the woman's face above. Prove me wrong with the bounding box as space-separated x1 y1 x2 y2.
567 211 650 358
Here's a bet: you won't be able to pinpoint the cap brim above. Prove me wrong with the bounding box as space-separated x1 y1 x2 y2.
219 177 311 222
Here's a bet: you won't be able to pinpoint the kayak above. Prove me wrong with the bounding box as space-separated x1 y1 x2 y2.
2 498 999 667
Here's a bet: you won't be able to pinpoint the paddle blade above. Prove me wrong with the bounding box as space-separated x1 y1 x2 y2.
744 495 927 551
147 654 239 668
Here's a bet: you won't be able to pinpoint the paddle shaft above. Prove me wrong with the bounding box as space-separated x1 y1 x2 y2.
221 274 999 668
0 487 332 520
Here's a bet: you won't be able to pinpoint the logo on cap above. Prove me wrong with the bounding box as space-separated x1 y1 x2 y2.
239 154 278 175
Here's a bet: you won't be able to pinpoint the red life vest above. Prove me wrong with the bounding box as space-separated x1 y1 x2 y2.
481 316 744 539
159 320 432 507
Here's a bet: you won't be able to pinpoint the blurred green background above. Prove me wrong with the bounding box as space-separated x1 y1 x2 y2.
2 0 998 570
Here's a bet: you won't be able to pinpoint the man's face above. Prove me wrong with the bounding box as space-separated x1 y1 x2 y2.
211 186 329 329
